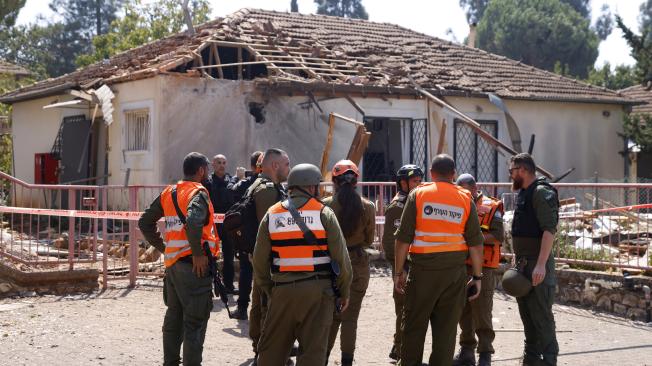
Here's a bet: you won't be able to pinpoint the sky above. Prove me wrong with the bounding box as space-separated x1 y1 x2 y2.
15 0 645 68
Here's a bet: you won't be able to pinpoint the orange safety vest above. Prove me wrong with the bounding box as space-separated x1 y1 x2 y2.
268 198 332 273
161 181 219 268
411 182 471 254
465 194 504 268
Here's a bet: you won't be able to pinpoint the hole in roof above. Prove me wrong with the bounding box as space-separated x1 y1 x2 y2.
248 102 266 124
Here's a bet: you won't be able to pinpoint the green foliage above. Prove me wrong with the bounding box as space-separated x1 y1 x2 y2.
76 0 211 67
459 0 488 24
623 113 652 152
554 228 615 270
0 0 26 29
616 13 652 84
476 0 599 78
0 73 34 175
585 62 636 90
314 0 368 20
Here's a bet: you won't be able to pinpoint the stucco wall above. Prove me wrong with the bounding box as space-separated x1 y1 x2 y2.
435 97 626 182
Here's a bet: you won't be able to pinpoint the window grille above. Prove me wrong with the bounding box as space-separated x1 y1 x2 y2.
125 109 150 151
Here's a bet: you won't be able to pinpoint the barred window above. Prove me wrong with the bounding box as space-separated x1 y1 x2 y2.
125 108 150 151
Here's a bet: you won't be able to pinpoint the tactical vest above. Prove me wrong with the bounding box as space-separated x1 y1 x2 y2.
411 182 471 254
511 178 557 238
268 198 332 273
161 181 219 268
466 194 503 268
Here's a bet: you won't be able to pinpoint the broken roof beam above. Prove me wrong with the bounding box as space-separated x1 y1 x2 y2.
412 83 555 179
210 44 224 79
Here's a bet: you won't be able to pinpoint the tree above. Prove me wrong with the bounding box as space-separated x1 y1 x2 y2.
314 0 368 20
76 0 211 67
616 1 652 84
291 0 298 12
585 62 636 90
461 0 611 39
0 0 26 29
476 0 599 78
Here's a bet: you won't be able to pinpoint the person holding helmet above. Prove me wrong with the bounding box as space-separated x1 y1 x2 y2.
324 160 376 366
508 153 559 366
453 174 504 366
382 164 424 361
253 163 352 366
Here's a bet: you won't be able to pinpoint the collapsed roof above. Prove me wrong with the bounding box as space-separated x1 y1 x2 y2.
0 8 639 105
0 60 30 77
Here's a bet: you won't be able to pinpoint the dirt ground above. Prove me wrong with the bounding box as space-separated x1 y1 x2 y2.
1 267 651 366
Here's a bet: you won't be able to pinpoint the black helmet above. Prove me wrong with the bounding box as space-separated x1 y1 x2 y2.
396 164 424 182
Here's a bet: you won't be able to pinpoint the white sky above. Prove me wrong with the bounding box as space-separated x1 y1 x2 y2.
16 0 644 67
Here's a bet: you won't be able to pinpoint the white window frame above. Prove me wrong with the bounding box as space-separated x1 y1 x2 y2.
124 108 151 152
120 100 154 171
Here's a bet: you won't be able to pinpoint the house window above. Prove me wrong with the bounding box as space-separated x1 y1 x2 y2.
125 108 150 151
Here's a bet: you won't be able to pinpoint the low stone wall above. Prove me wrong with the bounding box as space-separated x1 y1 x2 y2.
554 268 651 322
0 261 98 298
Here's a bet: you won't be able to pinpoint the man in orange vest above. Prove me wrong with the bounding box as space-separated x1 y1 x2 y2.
138 152 219 366
394 154 484 366
453 174 504 366
252 163 352 366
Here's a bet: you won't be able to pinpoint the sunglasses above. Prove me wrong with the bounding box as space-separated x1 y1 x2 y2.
508 166 522 174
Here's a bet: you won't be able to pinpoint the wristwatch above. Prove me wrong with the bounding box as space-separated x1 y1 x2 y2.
472 273 484 280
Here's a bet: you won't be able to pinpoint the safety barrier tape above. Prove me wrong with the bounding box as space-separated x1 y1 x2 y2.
0 206 387 225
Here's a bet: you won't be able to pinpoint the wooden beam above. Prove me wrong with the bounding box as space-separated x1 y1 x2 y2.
237 47 243 80
212 45 224 79
67 89 98 103
411 80 555 179
320 113 336 176
344 95 365 116
436 118 447 154
332 112 365 127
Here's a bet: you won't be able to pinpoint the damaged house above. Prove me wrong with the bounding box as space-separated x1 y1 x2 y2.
0 9 641 189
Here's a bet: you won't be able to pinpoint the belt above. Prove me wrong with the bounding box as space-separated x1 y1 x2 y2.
273 274 330 287
178 255 193 264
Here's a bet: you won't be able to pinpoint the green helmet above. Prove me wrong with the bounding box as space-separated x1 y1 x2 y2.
287 163 322 187
501 268 532 297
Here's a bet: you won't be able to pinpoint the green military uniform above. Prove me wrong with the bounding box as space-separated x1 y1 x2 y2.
323 194 376 362
253 190 353 366
458 194 504 356
138 185 212 366
382 191 408 357
395 186 483 366
248 174 285 353
511 178 559 366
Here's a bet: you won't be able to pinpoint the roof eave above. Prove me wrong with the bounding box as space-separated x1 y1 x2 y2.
0 82 77 104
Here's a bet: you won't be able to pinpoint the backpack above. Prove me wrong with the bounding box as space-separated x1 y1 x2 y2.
223 178 282 253
230 175 256 203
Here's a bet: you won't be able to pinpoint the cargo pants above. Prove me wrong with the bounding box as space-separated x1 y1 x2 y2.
459 268 496 354
249 279 268 353
256 278 335 366
516 256 558 366
399 265 467 366
327 248 370 359
162 260 213 366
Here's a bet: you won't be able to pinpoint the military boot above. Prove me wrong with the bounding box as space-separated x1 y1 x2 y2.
341 352 354 366
478 352 491 366
232 305 248 320
452 347 476 366
389 344 399 361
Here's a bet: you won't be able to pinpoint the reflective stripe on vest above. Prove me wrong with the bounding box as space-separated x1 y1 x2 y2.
160 181 219 268
268 198 331 273
411 182 471 254
466 194 503 268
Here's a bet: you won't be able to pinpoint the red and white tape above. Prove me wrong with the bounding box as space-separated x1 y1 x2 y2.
0 205 387 225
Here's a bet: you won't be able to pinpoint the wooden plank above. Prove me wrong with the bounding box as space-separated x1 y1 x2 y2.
411 81 555 179
332 112 365 126
436 118 447 154
237 47 243 80
345 95 365 116
211 45 224 79
320 113 336 176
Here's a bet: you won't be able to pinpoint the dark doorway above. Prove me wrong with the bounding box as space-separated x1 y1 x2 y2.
363 117 404 181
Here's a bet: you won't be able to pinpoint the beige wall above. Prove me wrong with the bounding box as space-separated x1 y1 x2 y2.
435 97 626 182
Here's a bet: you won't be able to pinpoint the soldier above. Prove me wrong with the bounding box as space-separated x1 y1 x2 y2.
394 154 484 366
453 174 504 366
508 153 559 366
240 148 290 363
382 164 424 361
253 163 352 366
138 152 219 366
324 160 376 366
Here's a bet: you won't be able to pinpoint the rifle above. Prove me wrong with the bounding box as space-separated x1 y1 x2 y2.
204 243 234 319
285 199 343 312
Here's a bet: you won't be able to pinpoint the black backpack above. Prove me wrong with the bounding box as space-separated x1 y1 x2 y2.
223 178 282 253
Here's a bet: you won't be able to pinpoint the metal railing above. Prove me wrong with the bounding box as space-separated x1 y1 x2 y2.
0 172 650 292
